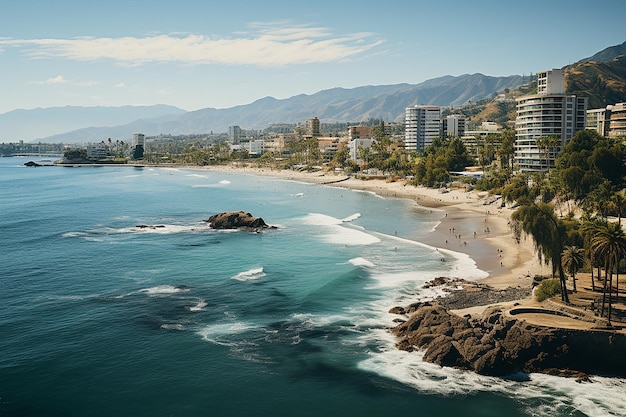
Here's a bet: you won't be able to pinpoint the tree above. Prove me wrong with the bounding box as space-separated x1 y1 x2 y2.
582 179 613 219
502 173 537 206
331 145 349 169
561 245 585 292
496 129 515 170
581 217 611 293
536 135 560 170
511 202 570 303
556 130 626 198
589 223 626 324
365 136 394 173
609 192 626 225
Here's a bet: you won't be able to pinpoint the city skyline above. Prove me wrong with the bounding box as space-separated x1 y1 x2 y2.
1 0 625 115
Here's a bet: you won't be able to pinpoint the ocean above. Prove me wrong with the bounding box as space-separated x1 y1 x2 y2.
1 157 624 417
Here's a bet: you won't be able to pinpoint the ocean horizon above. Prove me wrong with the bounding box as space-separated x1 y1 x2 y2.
1 157 624 417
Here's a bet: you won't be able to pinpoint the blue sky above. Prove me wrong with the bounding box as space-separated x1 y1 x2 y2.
1 0 624 114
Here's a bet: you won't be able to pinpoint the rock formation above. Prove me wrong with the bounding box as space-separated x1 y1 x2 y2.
390 302 626 379
206 211 275 232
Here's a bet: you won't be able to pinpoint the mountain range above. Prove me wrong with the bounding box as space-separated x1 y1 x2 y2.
3 41 625 144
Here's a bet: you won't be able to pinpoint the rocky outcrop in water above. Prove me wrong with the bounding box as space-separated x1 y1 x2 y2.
390 302 626 379
206 211 275 232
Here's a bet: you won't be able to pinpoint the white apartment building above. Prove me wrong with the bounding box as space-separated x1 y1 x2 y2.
514 69 587 172
231 140 264 156
404 105 441 152
608 102 626 138
348 138 375 162
587 107 612 137
443 114 466 137
537 69 565 95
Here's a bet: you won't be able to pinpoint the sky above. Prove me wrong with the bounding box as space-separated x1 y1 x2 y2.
1 0 625 114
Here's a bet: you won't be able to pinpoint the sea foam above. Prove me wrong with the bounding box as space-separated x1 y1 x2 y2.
197 321 260 346
189 299 208 311
302 213 380 246
140 285 190 296
349 257 375 268
232 267 266 281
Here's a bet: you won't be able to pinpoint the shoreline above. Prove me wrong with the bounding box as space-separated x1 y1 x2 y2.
195 164 543 290
197 164 626 334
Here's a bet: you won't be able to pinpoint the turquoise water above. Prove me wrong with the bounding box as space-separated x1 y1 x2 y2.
1 157 623 417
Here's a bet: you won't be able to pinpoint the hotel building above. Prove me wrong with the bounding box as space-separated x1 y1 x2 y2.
514 69 587 172
404 105 441 152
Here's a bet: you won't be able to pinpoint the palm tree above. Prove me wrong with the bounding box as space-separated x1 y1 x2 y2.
590 223 626 324
536 135 560 170
512 202 570 303
582 218 610 293
561 245 585 292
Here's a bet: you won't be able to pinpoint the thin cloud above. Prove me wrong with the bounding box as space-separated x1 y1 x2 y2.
37 75 68 84
0 25 384 66
32 75 98 86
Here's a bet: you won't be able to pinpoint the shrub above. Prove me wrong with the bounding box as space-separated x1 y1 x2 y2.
534 278 561 302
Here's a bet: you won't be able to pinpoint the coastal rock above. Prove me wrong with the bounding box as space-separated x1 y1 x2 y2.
206 211 276 232
390 303 626 377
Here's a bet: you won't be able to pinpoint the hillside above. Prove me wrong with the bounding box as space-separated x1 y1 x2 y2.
566 55 626 108
463 43 626 126
14 73 524 143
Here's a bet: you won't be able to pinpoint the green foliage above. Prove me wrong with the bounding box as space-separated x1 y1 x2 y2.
555 130 626 199
535 278 561 302
502 174 538 205
412 137 473 186
474 169 510 192
63 148 88 161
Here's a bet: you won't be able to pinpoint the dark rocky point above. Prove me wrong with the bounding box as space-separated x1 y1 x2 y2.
206 211 276 232
390 302 626 378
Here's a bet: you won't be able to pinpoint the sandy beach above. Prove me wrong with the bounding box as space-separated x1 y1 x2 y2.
198 164 543 290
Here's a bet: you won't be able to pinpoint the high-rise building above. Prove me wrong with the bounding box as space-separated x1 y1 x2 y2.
537 69 565 95
404 105 441 152
514 69 587 172
305 117 321 137
131 133 145 160
228 126 242 143
443 114 466 138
